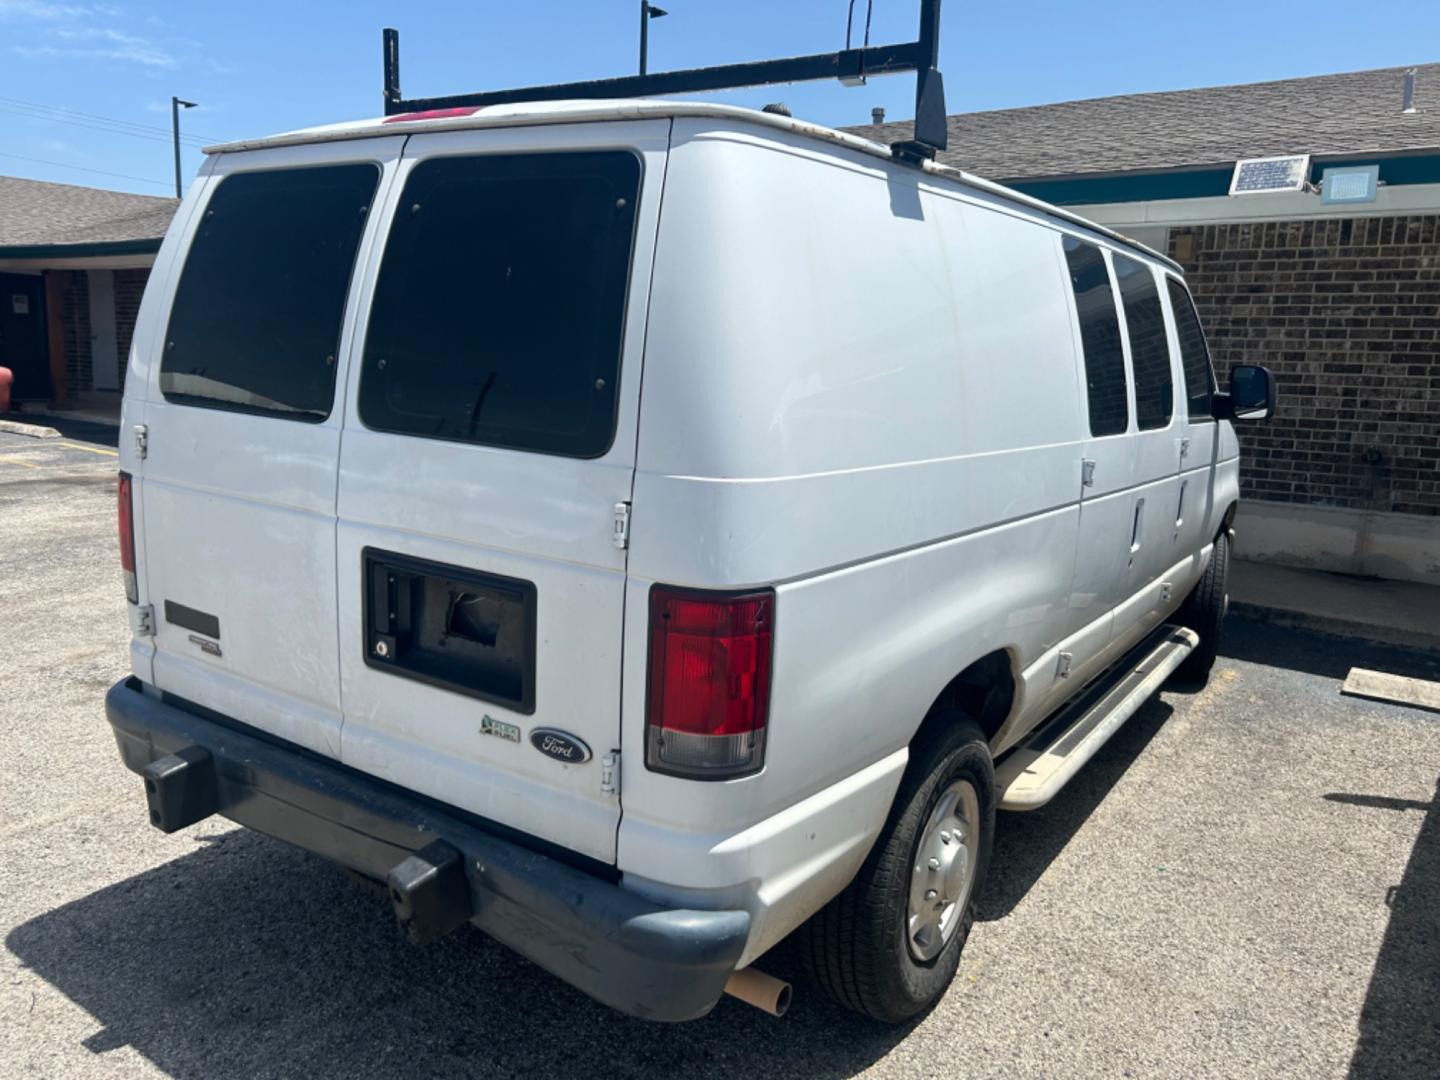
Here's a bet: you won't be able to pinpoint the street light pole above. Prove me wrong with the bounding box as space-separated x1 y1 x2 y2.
171 96 197 199
639 1 667 76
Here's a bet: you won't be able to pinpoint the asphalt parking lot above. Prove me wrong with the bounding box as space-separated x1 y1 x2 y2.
2 424 1437 1080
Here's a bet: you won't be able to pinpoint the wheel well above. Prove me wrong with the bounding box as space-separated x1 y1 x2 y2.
917 650 1016 747
1221 501 1238 532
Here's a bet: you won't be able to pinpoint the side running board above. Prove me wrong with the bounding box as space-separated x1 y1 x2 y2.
995 625 1199 811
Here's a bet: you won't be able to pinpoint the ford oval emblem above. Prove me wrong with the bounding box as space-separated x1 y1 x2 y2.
530 728 592 765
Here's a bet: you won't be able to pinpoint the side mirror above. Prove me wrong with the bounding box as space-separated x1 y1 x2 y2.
1214 364 1276 421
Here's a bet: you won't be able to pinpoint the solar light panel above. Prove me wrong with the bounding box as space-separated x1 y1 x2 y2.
1229 155 1311 195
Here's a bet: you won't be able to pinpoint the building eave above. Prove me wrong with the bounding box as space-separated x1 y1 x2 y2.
1004 147 1440 207
0 238 163 260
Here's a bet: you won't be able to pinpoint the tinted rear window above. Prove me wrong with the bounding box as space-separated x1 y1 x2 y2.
1063 237 1128 438
161 163 379 421
1114 254 1173 431
358 151 642 458
1166 278 1215 420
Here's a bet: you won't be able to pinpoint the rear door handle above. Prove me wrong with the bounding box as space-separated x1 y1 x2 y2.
1130 498 1145 554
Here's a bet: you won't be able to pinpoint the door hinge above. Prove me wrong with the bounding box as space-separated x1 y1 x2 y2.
1056 651 1073 679
601 751 620 795
612 502 631 550
1179 436 1191 460
133 424 148 460
133 603 155 637
1081 459 1096 488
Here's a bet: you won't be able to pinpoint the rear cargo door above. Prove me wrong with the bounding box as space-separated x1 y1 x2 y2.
334 122 668 864
139 139 403 757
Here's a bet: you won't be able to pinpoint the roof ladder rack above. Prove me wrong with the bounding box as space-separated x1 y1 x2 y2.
381 0 947 162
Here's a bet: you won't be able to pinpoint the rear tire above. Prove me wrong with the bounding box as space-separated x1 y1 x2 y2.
1174 530 1230 682
798 714 994 1023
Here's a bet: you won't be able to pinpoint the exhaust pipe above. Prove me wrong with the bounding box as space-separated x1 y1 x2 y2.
723 968 792 1016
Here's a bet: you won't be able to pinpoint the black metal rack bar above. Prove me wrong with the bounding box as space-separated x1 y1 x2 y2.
381 0 946 159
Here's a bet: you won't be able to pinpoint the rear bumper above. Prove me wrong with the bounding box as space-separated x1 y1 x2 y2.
104 678 749 1022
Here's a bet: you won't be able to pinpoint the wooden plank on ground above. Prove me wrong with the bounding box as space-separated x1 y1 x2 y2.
1341 668 1440 715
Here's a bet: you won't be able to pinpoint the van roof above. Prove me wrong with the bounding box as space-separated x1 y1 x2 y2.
204 99 1181 273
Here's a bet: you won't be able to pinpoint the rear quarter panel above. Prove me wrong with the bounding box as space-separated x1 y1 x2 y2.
618 122 1089 954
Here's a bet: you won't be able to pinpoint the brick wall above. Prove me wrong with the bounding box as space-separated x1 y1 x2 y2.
59 270 91 394
114 268 149 391
1170 215 1440 516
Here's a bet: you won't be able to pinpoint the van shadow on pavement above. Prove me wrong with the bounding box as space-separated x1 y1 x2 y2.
1220 616 1440 683
1222 617 1440 1079
7 703 1184 1080
2 714 1180 1077
6 706 1188 1079
1334 775 1440 1080
7 827 916 1080
979 697 1173 922
9 619 1433 1077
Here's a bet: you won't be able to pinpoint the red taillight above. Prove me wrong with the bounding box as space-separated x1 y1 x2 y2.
118 471 137 604
645 586 774 780
382 106 480 124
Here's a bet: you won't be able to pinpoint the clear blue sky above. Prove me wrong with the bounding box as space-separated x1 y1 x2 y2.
2 0 1437 197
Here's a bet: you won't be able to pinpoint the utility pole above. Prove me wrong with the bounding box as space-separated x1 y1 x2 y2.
171 96 197 198
639 1 667 76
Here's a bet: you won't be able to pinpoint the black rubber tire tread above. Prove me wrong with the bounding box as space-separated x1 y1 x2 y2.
1175 529 1229 681
797 715 994 1023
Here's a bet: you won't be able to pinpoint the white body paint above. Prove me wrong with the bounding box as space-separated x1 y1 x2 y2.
120 101 1241 968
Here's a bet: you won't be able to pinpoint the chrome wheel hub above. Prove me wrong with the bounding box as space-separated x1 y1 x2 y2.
907 778 981 962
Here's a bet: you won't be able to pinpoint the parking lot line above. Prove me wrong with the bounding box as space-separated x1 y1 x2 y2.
0 455 40 469
58 442 119 457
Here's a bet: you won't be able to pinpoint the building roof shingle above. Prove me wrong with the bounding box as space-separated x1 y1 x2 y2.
856 62 1440 181
0 175 177 251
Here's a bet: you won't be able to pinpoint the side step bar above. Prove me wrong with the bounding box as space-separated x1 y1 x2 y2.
996 625 1199 811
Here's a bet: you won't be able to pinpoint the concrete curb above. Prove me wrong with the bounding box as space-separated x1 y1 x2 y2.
1229 600 1440 654
0 419 61 439
15 411 122 431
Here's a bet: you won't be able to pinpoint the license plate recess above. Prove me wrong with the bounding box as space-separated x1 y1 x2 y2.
363 548 537 713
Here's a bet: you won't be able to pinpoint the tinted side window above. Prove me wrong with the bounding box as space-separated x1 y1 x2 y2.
359 151 641 458
1114 255 1173 430
1166 278 1215 420
1063 237 1128 437
161 164 379 421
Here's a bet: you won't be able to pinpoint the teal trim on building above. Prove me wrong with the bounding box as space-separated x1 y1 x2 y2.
1005 152 1440 207
0 238 161 260
1318 154 1440 188
1007 168 1232 206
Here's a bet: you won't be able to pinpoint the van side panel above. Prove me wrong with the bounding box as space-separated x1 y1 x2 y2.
629 125 1084 586
620 124 1088 961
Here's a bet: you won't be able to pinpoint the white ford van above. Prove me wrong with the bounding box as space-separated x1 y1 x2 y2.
104 97 1275 1024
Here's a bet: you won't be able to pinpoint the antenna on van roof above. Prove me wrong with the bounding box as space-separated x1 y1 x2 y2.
380 0 947 163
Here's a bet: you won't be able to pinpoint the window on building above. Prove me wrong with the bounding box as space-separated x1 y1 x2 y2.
1114 254 1173 430
358 151 642 458
1166 278 1215 421
1063 237 1128 437
161 163 380 420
